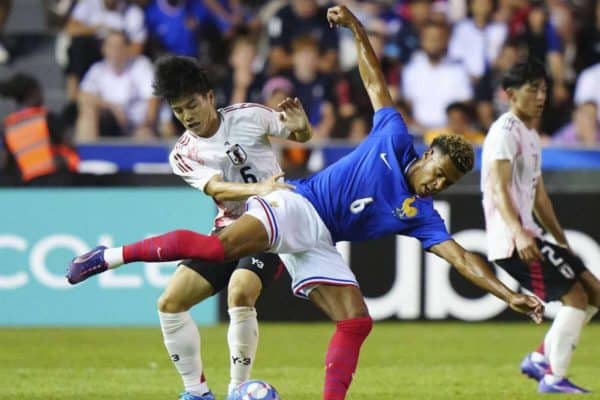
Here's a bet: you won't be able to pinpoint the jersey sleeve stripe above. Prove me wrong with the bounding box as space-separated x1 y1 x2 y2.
174 154 193 172
175 153 194 171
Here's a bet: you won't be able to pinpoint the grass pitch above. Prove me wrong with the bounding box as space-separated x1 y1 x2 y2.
0 322 598 399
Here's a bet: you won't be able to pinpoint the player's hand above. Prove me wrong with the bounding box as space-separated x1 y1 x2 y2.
278 97 310 133
255 172 295 196
515 229 543 264
508 293 544 324
327 5 358 29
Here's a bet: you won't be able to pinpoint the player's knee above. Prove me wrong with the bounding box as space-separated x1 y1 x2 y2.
157 292 190 313
227 283 259 307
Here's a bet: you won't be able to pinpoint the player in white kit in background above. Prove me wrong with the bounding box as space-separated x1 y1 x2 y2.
67 55 313 400
481 59 600 394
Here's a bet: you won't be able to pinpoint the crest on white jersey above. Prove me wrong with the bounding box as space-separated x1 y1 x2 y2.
226 143 248 165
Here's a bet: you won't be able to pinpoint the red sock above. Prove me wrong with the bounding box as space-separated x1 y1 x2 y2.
323 316 373 400
536 342 545 355
123 230 225 263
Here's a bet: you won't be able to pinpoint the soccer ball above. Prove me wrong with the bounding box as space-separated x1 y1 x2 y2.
230 380 280 400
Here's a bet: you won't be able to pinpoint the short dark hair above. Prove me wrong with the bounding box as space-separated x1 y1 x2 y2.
445 101 472 118
431 135 474 174
502 59 548 90
0 73 42 106
152 56 213 102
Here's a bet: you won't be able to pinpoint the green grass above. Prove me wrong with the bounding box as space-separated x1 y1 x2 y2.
0 322 598 399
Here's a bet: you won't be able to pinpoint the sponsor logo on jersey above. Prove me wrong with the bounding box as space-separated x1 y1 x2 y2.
394 196 418 219
226 144 248 165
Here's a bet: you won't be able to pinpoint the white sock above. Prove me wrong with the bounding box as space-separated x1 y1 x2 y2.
104 247 124 269
227 307 258 395
584 305 598 324
531 351 546 363
159 311 210 396
544 305 586 378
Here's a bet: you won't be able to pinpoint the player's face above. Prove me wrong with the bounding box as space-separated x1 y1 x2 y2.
170 92 218 137
413 148 464 197
509 78 547 120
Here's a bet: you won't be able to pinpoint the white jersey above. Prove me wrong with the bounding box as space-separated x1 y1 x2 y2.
169 103 290 228
481 111 543 260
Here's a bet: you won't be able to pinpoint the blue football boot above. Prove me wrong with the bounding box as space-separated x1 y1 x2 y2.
538 376 591 394
520 352 549 381
178 391 215 400
66 245 108 284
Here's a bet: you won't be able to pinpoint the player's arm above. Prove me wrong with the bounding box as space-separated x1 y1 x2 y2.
490 159 543 263
277 97 313 143
326 6 393 112
429 239 544 323
204 173 294 202
533 176 569 248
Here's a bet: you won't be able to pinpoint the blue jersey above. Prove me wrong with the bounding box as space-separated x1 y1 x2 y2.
292 107 451 249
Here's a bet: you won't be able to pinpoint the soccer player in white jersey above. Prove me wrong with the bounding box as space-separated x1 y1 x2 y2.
481 59 600 393
67 56 313 400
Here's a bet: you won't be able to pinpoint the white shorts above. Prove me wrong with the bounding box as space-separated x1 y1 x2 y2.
245 190 358 298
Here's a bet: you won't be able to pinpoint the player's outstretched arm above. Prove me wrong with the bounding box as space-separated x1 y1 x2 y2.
430 239 544 323
205 173 295 202
277 97 313 143
327 5 393 112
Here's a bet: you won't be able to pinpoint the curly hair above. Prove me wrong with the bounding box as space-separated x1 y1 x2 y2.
152 56 212 102
430 135 474 174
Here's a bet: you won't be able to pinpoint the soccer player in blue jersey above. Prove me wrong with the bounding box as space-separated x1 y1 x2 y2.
69 5 544 399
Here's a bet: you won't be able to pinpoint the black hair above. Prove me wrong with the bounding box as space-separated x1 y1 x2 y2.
152 55 213 102
501 58 548 90
0 73 42 106
445 101 472 117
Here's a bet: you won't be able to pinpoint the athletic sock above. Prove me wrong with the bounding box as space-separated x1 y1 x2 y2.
121 230 224 265
584 305 598 324
159 311 210 396
323 316 373 400
104 247 124 269
544 305 586 378
227 307 259 395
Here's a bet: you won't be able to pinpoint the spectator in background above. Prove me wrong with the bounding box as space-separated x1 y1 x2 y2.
217 33 265 106
487 38 526 122
267 0 338 74
0 0 11 64
402 21 472 134
449 0 507 133
516 0 569 133
287 35 336 140
558 61 600 147
64 0 147 102
0 74 79 185
424 102 485 145
75 30 159 142
202 0 252 36
575 0 600 73
393 0 432 64
552 102 600 147
143 0 210 59
261 76 309 176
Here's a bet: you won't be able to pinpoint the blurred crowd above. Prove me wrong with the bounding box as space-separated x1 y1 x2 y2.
1 0 600 182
